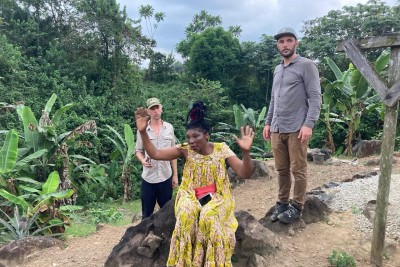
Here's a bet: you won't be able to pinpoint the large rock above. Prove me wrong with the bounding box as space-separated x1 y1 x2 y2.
105 200 176 267
228 160 273 188
106 196 329 266
352 140 382 158
234 211 281 259
259 196 330 233
307 148 332 162
0 237 64 267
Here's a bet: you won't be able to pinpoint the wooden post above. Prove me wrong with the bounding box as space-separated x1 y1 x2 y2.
337 36 400 266
370 47 400 266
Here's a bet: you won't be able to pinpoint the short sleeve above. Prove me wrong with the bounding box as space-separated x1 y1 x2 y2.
177 143 189 150
221 142 235 159
135 130 143 152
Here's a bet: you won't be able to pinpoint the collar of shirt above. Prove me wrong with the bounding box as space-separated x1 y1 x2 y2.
146 120 165 132
280 55 301 66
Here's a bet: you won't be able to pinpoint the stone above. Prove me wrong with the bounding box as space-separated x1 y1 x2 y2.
312 152 325 165
137 246 156 258
362 200 376 223
352 140 382 158
259 196 330 233
365 159 380 166
307 148 331 162
142 232 163 249
107 197 329 266
247 253 269 267
0 237 64 267
228 160 273 188
105 200 176 267
131 213 141 223
235 211 281 258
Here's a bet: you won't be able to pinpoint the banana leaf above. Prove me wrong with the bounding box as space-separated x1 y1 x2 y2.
52 103 74 126
13 149 47 170
41 171 60 195
0 129 18 174
0 189 30 210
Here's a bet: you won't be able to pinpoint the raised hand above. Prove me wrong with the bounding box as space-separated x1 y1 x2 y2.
233 125 254 152
134 107 149 132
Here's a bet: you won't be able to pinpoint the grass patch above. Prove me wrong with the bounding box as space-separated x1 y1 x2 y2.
61 200 142 239
351 205 363 215
327 250 356 267
63 223 97 239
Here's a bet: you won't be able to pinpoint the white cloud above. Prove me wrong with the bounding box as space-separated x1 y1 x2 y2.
117 0 398 61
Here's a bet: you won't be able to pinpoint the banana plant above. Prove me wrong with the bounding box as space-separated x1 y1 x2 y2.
0 171 73 226
15 93 97 192
215 104 268 158
106 124 136 203
0 129 18 176
0 129 47 193
324 49 389 156
233 104 267 129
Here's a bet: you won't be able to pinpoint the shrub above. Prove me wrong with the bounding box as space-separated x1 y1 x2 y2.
328 250 356 267
0 206 62 244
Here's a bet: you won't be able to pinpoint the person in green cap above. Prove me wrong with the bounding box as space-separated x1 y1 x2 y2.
135 97 178 220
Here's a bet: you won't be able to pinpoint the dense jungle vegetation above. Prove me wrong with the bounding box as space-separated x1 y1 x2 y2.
1 0 400 239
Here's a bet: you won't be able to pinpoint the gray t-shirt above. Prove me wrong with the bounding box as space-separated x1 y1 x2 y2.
135 121 175 183
265 55 322 133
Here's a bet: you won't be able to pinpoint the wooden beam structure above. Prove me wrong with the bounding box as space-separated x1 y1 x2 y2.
336 35 400 52
336 35 400 267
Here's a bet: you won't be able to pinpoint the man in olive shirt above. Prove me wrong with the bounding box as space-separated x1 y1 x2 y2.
263 27 322 224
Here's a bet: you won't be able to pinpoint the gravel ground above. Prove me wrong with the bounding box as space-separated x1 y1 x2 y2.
326 173 400 240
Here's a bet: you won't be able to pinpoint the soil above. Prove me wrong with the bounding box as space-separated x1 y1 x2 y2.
23 155 400 267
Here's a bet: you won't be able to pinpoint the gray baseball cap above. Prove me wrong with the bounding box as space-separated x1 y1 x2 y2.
274 27 297 40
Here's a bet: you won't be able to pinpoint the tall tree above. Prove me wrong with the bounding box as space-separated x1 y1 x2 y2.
72 0 152 93
177 10 241 59
300 0 400 79
183 27 241 84
237 35 280 109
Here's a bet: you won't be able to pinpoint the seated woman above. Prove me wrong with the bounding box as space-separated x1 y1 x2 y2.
134 101 254 267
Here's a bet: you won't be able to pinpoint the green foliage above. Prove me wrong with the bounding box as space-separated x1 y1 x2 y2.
0 34 23 79
323 50 388 155
63 223 97 238
73 162 122 205
0 128 47 189
85 207 123 225
145 52 178 83
327 250 356 267
214 104 267 157
301 0 400 80
0 129 18 175
0 206 62 244
351 205 362 215
0 171 74 215
235 35 280 109
186 27 242 84
138 4 165 40
105 124 136 203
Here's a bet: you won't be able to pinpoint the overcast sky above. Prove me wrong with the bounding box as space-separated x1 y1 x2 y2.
117 0 398 56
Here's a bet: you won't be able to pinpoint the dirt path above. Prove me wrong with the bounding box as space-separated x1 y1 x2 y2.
24 225 128 267
24 156 400 267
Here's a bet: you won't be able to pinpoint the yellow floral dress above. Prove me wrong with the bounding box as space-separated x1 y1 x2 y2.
167 142 238 267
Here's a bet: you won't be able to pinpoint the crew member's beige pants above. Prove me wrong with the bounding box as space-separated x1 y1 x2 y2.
271 131 308 209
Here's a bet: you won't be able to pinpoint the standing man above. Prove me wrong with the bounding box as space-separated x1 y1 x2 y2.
263 27 322 224
136 97 178 220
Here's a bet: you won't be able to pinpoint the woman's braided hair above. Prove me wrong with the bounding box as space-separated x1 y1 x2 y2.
186 101 211 133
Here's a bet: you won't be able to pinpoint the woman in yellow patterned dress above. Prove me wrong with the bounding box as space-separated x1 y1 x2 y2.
134 101 254 267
